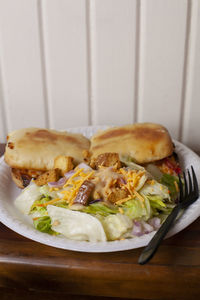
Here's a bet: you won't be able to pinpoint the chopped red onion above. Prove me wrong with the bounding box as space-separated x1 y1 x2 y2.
89 199 102 204
76 163 92 172
132 218 161 237
124 167 130 171
141 221 154 234
48 177 67 188
118 177 127 184
108 166 114 171
134 221 141 226
64 170 75 179
132 221 143 237
148 217 161 229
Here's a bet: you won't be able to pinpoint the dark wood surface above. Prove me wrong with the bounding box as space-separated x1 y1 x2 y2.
0 143 200 300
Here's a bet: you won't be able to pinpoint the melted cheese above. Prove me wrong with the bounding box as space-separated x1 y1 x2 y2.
51 166 148 207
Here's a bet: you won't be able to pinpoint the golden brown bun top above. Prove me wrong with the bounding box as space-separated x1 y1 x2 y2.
5 128 90 170
90 123 174 164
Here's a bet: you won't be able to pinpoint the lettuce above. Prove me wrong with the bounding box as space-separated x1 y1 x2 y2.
122 196 151 221
101 213 132 240
31 196 50 206
160 173 179 200
30 205 47 217
30 197 52 219
15 183 42 215
30 197 49 214
140 181 170 201
39 184 58 199
33 216 58 235
39 185 50 197
145 164 163 180
47 205 106 242
144 194 174 216
120 189 171 222
120 155 145 171
83 202 118 217
146 195 166 208
54 201 69 209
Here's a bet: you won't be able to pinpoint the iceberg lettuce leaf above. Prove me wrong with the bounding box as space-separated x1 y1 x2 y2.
15 183 41 215
120 155 145 171
83 202 118 216
140 181 170 200
122 196 151 221
47 205 106 242
33 216 58 235
101 213 132 240
39 184 58 199
160 173 179 200
145 194 174 215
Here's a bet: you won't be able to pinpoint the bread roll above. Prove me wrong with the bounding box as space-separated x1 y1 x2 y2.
5 128 90 171
90 123 174 164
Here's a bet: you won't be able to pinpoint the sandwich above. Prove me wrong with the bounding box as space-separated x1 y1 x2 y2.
90 123 181 179
4 128 90 188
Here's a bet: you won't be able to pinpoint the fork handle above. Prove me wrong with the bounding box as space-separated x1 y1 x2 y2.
138 204 181 265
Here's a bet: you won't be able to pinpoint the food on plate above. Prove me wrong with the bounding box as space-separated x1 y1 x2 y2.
90 152 121 169
90 123 174 164
90 123 181 198
6 123 182 242
4 128 90 188
15 160 180 241
34 168 61 186
54 155 74 176
47 205 106 242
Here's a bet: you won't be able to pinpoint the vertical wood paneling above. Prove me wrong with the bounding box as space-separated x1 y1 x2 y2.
91 0 137 126
0 0 199 147
182 0 200 153
137 0 188 139
41 0 89 129
0 0 47 136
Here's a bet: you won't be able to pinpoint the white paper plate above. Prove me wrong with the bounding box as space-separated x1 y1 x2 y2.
0 126 200 252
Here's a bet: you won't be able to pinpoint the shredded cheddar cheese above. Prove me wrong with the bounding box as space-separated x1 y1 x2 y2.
60 169 95 205
118 207 124 214
63 168 84 187
37 198 61 207
108 168 147 206
133 190 144 203
115 196 132 205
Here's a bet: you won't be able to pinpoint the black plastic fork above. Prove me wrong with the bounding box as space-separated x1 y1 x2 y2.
138 166 199 265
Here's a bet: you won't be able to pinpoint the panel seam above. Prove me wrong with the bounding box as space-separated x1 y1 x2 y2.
86 0 92 126
37 0 50 128
86 0 97 125
133 0 141 123
179 0 192 142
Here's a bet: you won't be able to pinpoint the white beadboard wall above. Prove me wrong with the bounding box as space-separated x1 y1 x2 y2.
0 0 199 153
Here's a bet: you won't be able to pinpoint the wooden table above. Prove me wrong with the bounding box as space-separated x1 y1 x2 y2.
0 144 200 300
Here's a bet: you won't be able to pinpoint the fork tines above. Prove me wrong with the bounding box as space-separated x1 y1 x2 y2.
178 166 199 205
